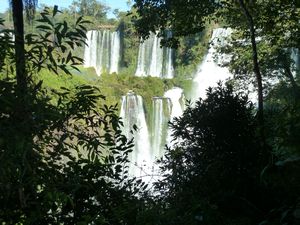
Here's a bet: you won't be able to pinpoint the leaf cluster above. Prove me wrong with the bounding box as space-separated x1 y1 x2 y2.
0 7 148 224
133 0 219 48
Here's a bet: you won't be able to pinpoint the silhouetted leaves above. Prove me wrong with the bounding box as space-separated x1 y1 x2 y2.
0 7 146 224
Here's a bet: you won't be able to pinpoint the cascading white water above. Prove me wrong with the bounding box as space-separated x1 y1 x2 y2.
84 31 96 68
110 31 121 74
120 90 184 182
192 28 233 100
151 97 171 161
149 35 163 77
164 87 184 121
84 30 121 76
119 90 152 180
135 33 174 78
135 38 149 77
164 87 185 145
192 28 299 103
164 48 175 79
96 30 110 75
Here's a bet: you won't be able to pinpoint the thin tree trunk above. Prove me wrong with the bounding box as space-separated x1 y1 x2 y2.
11 0 28 208
12 0 27 94
238 0 264 128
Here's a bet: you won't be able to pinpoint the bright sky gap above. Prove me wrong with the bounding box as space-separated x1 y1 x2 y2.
0 0 130 18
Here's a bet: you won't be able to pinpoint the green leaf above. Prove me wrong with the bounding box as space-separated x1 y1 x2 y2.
36 25 52 31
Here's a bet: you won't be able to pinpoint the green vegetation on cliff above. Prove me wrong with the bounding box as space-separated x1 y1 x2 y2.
35 66 188 124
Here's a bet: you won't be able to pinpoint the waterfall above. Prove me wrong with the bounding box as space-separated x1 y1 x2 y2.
135 33 175 78
149 35 163 77
192 28 300 103
120 90 184 182
84 30 97 69
96 30 110 75
164 48 175 79
84 30 121 76
135 38 148 77
164 87 184 121
151 97 171 161
119 90 152 180
192 28 233 100
110 31 121 74
164 87 185 145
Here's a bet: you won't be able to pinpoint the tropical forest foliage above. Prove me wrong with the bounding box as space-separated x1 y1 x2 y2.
0 0 299 224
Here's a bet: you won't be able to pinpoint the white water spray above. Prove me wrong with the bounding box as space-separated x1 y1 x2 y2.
84 30 121 76
164 87 185 145
192 28 233 100
135 33 174 78
119 90 152 181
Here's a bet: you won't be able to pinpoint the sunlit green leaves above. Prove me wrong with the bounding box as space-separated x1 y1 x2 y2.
25 6 90 76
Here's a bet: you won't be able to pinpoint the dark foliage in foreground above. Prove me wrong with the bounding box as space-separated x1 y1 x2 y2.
150 84 300 225
0 80 147 224
0 8 147 224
